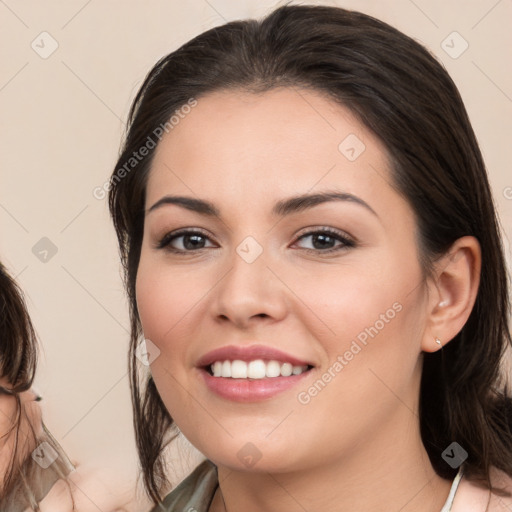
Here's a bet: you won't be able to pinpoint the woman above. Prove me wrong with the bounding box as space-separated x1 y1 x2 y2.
107 4 512 511
0 261 147 511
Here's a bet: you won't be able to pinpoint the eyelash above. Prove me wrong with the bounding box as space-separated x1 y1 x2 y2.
156 227 356 255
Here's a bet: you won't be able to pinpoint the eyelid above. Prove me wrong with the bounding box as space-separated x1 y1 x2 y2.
155 227 216 250
156 226 356 254
293 225 355 242
291 226 356 252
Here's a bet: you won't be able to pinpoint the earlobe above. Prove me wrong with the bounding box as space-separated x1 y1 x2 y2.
421 236 481 353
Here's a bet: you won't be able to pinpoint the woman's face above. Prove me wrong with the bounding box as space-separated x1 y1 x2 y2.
136 88 431 472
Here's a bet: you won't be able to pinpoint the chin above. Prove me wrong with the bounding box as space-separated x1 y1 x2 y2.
194 434 303 474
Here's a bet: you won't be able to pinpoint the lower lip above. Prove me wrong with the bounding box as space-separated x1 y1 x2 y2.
198 368 312 402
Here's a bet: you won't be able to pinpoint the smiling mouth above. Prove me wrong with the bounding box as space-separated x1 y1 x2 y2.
204 359 314 379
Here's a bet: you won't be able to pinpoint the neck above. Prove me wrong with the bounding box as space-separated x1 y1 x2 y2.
211 415 452 512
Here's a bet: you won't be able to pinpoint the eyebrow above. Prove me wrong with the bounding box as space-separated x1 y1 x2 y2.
147 191 378 218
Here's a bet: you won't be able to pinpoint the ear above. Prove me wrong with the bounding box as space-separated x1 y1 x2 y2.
421 236 481 353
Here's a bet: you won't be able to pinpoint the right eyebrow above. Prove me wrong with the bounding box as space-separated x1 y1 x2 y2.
147 196 220 217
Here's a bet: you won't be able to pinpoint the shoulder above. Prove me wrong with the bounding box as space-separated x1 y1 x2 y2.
69 463 153 512
452 466 512 512
150 459 218 512
488 466 512 511
36 463 151 512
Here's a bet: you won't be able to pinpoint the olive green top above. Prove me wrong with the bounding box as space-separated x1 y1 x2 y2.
151 460 463 512
150 459 218 512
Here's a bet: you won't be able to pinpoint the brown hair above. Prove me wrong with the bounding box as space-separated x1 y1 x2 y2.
0 261 38 498
108 4 512 505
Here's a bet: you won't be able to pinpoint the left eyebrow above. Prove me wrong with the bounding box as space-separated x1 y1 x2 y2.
147 190 378 219
271 191 378 218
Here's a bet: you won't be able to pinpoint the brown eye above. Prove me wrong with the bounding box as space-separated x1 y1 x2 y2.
157 229 216 252
294 228 355 253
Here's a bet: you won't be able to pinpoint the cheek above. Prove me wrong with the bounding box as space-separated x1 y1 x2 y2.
293 256 423 353
291 278 425 453
294 259 427 418
135 256 214 379
316 275 426 407
136 260 194 344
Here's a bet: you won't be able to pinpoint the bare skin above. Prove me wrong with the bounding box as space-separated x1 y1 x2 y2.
136 87 481 512
0 378 42 480
0 377 150 511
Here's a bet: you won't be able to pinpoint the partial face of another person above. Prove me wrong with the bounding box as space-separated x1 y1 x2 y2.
136 88 431 472
0 377 42 478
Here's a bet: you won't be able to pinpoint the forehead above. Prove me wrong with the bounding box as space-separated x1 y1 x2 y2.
146 87 406 222
151 86 384 168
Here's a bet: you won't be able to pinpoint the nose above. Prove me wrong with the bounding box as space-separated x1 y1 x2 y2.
211 241 288 330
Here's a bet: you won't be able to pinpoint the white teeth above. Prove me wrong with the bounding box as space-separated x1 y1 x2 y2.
221 360 231 378
265 360 281 378
248 360 266 379
209 359 309 379
280 363 293 377
231 360 247 378
292 365 303 375
212 361 222 377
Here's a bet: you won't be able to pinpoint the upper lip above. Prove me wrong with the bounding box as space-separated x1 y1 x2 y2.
196 344 313 368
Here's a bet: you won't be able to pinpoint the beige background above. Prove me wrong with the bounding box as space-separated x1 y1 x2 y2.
1 0 511 498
